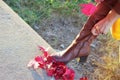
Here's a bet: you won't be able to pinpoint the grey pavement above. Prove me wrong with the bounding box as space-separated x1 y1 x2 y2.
0 1 55 80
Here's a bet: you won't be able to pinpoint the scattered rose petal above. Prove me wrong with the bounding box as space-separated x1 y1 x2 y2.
27 59 36 68
80 3 96 16
33 62 40 69
38 46 49 57
28 46 87 80
54 64 66 79
80 77 88 80
35 56 45 68
35 56 42 62
46 56 54 64
46 67 55 76
63 68 75 80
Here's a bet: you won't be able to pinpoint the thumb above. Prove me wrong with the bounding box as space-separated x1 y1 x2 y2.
91 25 99 36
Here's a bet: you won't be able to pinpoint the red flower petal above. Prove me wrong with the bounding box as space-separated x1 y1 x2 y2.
46 56 54 64
38 46 45 51
80 77 88 80
55 65 66 76
34 56 46 68
35 56 42 62
63 68 75 80
46 67 56 76
29 46 77 80
38 46 49 57
80 3 96 16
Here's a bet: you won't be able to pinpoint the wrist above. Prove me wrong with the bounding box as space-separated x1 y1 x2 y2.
106 10 120 23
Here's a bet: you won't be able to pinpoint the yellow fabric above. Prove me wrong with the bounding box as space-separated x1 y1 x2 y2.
111 18 120 40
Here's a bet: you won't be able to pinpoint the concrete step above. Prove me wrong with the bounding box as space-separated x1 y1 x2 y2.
0 1 55 80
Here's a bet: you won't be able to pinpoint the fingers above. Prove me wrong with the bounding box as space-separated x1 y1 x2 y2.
91 15 113 35
100 24 106 34
103 24 112 34
91 25 100 35
91 19 109 35
99 22 112 34
92 24 110 36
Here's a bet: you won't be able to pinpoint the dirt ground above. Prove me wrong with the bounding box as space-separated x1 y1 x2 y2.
33 13 105 79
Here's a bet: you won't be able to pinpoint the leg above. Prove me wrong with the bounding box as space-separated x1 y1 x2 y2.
52 0 115 64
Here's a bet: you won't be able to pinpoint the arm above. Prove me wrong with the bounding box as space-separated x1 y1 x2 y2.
113 0 120 14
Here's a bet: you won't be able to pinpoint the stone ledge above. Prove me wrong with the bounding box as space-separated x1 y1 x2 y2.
0 1 55 80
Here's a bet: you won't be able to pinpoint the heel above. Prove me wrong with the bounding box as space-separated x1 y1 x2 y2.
79 55 88 64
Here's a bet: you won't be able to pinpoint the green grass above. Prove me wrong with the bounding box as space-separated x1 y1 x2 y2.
4 0 91 27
